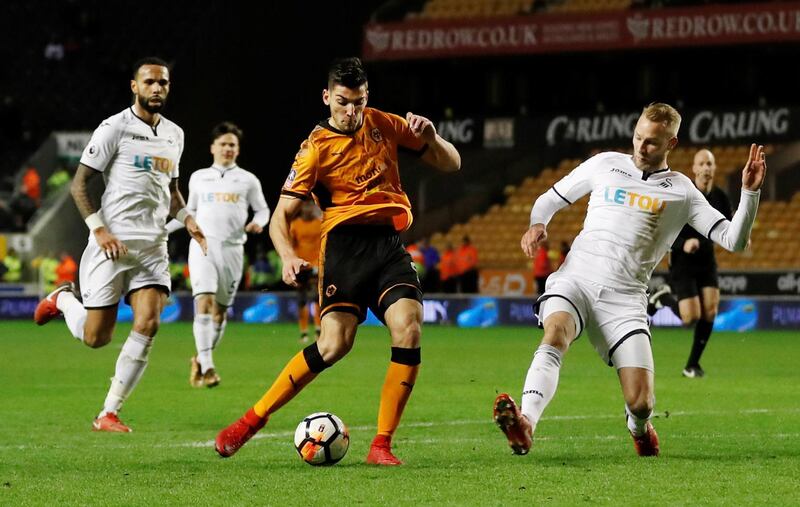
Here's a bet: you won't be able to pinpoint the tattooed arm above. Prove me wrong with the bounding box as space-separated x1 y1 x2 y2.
71 164 128 260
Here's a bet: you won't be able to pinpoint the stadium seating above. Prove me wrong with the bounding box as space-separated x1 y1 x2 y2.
431 145 796 271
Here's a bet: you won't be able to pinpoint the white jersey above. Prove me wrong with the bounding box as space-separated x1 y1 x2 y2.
537 151 754 292
186 165 269 244
80 107 184 242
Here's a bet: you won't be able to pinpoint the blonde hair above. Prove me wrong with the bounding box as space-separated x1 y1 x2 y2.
642 102 681 137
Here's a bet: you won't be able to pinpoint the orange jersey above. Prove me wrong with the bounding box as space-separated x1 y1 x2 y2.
290 216 322 267
281 107 427 237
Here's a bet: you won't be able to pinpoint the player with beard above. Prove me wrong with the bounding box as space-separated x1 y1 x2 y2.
34 57 207 432
215 57 461 465
493 103 765 457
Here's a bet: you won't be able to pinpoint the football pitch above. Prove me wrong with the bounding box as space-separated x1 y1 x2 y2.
1 321 798 505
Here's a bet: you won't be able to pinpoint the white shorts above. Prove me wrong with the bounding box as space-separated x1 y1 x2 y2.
535 272 654 371
79 238 170 308
188 238 244 307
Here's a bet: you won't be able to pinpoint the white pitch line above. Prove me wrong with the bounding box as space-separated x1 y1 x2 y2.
2 407 799 452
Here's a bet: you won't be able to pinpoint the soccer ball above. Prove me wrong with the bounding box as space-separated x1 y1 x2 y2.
294 412 350 466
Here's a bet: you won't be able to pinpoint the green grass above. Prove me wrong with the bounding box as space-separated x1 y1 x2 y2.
1 321 798 505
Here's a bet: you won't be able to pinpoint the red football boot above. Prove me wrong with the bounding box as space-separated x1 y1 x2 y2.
493 393 533 455
366 434 403 465
215 408 267 457
631 421 660 457
33 282 76 325
92 412 132 433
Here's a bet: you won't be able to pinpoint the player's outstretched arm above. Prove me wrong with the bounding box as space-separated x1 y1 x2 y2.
71 164 128 261
269 196 310 288
699 144 765 252
169 178 207 255
408 112 461 172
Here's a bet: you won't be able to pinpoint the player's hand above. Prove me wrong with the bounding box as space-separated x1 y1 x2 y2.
742 143 767 191
282 257 311 288
185 216 208 255
94 227 127 261
244 222 263 234
683 238 701 254
406 112 436 143
521 224 547 258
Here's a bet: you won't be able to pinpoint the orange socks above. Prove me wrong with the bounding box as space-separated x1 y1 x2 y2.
253 343 330 418
377 347 421 437
298 306 310 334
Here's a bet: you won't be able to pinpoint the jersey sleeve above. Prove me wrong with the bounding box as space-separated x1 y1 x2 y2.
80 117 121 172
281 139 318 199
686 184 727 239
186 172 199 214
247 174 269 212
172 126 184 178
384 112 427 156
551 155 598 204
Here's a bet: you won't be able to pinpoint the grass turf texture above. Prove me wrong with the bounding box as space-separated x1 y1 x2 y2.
1 321 798 505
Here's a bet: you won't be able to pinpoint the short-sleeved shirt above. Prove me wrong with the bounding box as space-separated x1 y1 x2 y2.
186 165 269 245
549 152 728 292
280 107 427 237
80 107 184 242
290 216 322 268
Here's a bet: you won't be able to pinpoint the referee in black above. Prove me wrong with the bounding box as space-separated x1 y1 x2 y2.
649 149 733 378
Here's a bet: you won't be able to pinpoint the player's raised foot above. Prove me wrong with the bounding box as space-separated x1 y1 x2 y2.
202 368 221 388
92 412 132 433
189 356 203 387
366 434 403 465
33 282 76 325
493 393 533 455
647 284 672 316
631 421 660 457
215 408 267 457
682 365 705 378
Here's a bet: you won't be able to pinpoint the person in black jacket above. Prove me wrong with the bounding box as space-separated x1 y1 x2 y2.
648 149 733 378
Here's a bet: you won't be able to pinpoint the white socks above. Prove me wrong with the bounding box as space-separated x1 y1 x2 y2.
213 319 226 349
521 344 563 426
194 314 215 373
100 331 153 416
625 404 652 437
56 291 86 341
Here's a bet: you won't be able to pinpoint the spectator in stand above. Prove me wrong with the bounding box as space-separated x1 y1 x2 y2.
46 166 71 196
31 252 59 292
456 235 479 293
21 166 42 207
55 251 77 285
419 237 440 293
533 239 553 296
439 242 458 293
2 248 22 282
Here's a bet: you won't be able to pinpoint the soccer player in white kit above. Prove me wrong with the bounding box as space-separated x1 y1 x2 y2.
166 122 269 387
493 103 766 457
33 57 207 433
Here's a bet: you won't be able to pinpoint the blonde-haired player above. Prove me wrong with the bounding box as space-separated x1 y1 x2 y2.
494 103 765 457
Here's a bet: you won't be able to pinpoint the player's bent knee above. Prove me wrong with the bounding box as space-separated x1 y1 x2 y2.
83 330 113 348
626 395 655 417
132 318 159 337
317 338 352 364
389 315 421 348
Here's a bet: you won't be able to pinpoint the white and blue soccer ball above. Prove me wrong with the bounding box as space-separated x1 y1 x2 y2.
294 412 350 466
